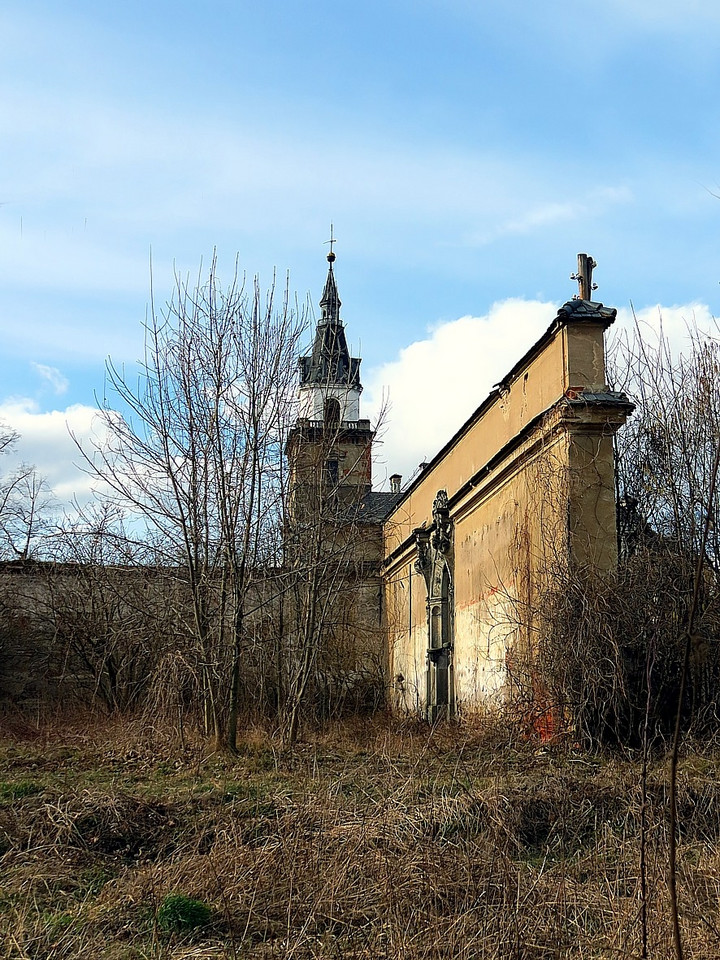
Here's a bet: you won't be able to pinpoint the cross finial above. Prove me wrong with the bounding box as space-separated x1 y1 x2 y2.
570 253 598 300
324 223 337 263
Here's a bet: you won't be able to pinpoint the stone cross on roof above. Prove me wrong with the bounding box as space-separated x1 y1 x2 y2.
571 253 598 300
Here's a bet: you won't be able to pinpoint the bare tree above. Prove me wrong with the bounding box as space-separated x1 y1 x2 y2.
611 315 720 960
613 315 720 565
77 255 307 749
37 502 169 712
0 423 18 459
0 423 54 560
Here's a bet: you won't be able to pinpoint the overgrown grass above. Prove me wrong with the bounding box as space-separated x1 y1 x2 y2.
1 711 719 958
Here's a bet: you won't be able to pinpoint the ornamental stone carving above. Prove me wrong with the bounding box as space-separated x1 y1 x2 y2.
431 490 451 555
413 489 453 592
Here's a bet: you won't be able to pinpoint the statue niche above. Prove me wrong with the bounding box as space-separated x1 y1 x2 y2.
414 490 454 721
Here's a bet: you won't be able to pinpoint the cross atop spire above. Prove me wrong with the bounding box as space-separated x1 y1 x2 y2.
324 222 337 262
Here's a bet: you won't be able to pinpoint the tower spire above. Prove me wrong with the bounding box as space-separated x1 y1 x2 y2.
287 235 375 517
320 224 341 322
297 235 362 408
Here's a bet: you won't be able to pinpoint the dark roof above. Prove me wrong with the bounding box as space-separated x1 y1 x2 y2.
299 320 361 387
336 489 404 526
358 490 405 523
565 391 634 408
556 298 617 324
320 260 341 322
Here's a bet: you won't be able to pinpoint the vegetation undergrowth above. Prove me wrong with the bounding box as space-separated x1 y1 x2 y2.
1 709 719 959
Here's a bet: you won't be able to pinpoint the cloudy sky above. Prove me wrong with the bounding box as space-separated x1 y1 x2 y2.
2 0 720 504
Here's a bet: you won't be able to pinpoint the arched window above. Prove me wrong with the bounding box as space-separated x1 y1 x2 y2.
324 397 341 427
441 566 450 646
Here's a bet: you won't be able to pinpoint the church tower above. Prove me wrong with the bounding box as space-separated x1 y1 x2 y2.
286 247 374 516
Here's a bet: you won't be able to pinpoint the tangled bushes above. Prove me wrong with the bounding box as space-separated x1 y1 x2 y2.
516 550 720 747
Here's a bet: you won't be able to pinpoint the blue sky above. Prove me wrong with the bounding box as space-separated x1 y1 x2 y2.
2 0 720 501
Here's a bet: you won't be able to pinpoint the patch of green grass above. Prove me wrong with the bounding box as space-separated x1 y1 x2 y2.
156 893 212 933
42 909 76 933
217 776 288 806
241 745 278 773
0 778 43 801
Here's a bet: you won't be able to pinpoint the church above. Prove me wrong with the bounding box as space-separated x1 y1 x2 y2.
287 249 633 721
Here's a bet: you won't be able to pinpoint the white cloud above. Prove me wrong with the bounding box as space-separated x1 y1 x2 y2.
364 298 558 486
463 186 634 247
3 299 718 511
500 201 581 236
31 363 69 395
0 399 109 507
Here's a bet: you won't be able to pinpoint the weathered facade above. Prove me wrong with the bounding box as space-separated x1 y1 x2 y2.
290 252 633 720
383 292 633 718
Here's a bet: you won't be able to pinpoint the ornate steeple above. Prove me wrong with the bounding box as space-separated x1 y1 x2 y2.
299 248 361 391
287 238 375 515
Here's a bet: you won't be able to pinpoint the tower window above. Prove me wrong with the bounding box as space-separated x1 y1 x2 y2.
324 397 341 427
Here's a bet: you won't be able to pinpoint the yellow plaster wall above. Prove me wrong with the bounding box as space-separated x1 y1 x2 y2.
387 429 570 712
565 323 608 391
568 430 619 569
383 311 626 715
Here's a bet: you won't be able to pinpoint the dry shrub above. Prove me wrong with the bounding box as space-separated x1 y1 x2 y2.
0 791 179 863
514 546 720 748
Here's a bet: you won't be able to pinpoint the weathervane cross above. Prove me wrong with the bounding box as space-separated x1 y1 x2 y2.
571 253 598 300
324 223 337 259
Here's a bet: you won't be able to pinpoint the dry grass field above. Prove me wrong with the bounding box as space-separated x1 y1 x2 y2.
1 712 720 959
